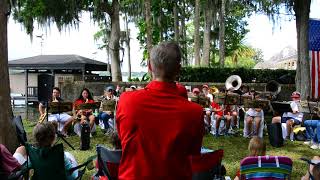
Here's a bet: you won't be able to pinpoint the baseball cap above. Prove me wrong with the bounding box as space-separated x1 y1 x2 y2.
291 91 301 98
202 84 209 89
193 88 200 93
105 85 115 92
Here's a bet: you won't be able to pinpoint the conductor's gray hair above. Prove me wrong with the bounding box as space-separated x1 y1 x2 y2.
150 42 181 81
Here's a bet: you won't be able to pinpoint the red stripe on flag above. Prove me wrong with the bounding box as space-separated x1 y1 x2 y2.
315 51 320 98
312 51 316 98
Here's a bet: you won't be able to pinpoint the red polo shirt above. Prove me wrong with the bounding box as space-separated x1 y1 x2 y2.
211 102 223 116
116 81 204 180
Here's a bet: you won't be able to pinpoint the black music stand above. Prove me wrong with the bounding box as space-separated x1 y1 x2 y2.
270 102 292 116
48 102 75 150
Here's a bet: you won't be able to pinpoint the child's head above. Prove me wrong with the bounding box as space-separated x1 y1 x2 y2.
110 132 121 149
248 136 266 156
313 164 320 180
33 122 56 147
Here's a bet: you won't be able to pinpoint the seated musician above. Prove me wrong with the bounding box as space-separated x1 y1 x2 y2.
38 87 73 136
210 95 225 137
98 85 118 134
73 88 97 137
202 84 214 103
271 91 303 140
244 107 264 138
224 104 238 131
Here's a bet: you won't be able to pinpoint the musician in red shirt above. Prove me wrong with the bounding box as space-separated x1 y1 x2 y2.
116 42 204 180
73 88 96 136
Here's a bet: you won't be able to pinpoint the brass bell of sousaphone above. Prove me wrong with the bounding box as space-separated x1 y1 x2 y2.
266 80 281 95
225 75 242 91
265 80 281 100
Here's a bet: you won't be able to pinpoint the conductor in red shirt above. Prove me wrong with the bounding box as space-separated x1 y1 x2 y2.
116 42 204 180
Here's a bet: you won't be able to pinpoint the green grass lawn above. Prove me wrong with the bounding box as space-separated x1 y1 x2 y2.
23 120 316 179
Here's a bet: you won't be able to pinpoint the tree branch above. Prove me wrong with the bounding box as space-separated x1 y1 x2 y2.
100 1 113 15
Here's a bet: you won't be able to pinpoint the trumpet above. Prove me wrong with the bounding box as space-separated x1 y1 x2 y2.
38 109 47 123
210 86 219 94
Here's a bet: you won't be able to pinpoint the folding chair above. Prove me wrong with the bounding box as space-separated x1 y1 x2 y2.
26 143 95 180
240 156 292 180
93 145 122 180
191 149 224 180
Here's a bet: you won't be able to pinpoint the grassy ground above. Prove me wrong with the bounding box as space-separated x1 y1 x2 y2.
23 120 316 179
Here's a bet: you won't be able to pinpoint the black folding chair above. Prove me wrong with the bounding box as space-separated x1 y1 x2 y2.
93 145 122 180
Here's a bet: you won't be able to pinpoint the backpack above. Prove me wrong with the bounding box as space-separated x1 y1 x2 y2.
293 127 307 141
267 123 284 147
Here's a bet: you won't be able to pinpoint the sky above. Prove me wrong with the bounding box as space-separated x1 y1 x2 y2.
7 1 320 72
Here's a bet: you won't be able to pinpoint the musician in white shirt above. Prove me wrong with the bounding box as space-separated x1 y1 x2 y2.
272 91 303 140
202 84 214 103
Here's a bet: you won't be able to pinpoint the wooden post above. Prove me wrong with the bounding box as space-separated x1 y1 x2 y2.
82 68 85 81
25 69 28 105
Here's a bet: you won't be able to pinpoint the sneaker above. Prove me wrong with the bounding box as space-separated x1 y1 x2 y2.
304 141 312 145
90 133 93 138
310 144 319 150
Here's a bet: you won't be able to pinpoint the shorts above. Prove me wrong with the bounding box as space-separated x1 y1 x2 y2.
281 116 301 125
48 113 72 131
13 152 26 165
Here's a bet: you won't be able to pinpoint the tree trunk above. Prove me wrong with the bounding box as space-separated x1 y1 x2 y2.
194 0 201 66
174 3 179 42
202 0 214 66
180 0 188 66
124 13 131 81
219 0 226 67
0 0 19 152
145 0 153 58
294 0 311 100
109 0 122 82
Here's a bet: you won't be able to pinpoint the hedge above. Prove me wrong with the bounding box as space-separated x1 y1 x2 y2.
179 67 295 84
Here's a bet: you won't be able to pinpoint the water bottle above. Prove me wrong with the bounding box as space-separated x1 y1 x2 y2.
94 109 99 117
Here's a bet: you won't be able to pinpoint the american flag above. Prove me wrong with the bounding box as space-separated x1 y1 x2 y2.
309 19 320 98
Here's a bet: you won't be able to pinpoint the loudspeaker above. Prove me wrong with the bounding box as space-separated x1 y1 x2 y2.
38 74 54 102
80 123 91 150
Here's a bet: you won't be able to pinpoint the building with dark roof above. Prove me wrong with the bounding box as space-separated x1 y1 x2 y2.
9 55 111 105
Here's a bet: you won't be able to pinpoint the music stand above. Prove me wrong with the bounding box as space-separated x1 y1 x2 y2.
270 102 292 116
48 102 75 150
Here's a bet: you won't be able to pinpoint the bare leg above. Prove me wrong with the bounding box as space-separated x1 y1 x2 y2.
232 111 238 128
215 115 222 135
254 117 261 136
89 115 95 131
225 115 231 131
15 146 27 160
62 117 74 134
246 116 253 136
286 119 294 139
272 116 281 124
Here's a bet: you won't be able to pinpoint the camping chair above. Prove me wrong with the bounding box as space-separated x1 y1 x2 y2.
240 156 293 180
93 145 122 180
25 143 96 180
191 149 225 180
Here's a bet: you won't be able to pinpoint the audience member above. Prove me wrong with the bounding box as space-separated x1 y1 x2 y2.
116 42 204 179
234 136 266 180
